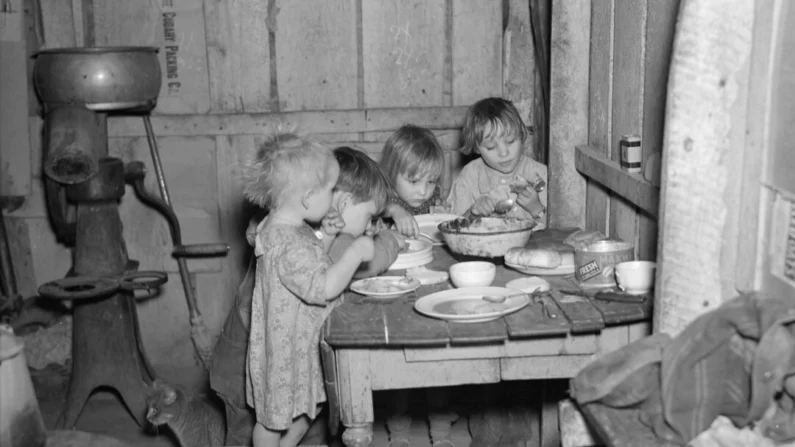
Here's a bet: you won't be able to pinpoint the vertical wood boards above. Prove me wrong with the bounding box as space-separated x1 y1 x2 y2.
92 0 211 114
361 0 445 107
502 0 536 158
637 0 679 261
203 0 271 113
586 0 614 237
609 0 644 253
451 0 502 106
37 0 78 47
548 0 589 229
0 0 31 199
275 0 358 112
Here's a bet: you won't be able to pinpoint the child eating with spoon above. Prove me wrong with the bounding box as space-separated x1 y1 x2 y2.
447 97 548 229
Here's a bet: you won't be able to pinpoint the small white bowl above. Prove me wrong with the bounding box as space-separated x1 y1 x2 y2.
449 261 496 288
615 261 656 295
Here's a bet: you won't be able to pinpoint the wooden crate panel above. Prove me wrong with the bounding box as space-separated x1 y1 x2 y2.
110 136 221 273
362 0 446 107
92 0 211 114
452 0 502 105
204 0 272 113
275 0 358 111
38 0 79 48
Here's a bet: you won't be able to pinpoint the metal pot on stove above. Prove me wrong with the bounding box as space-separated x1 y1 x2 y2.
33 46 162 112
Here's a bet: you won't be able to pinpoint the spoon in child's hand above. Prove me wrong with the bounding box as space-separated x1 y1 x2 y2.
494 199 516 215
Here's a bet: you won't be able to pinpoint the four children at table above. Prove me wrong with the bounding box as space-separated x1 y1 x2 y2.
211 96 548 447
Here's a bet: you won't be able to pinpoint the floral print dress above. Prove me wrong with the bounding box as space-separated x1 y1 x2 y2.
245 218 338 430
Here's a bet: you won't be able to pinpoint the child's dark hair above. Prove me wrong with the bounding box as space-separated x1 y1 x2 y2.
240 132 334 209
379 125 445 188
460 97 530 155
333 146 391 215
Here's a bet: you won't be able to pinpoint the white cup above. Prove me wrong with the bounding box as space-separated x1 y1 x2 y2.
614 261 656 295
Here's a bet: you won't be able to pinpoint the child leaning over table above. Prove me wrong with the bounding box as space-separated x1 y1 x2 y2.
446 97 548 230
240 133 375 447
209 143 404 446
378 125 459 447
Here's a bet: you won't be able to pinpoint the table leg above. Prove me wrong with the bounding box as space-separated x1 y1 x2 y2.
336 349 374 447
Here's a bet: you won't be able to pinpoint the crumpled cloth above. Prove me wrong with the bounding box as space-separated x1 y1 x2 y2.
571 293 795 446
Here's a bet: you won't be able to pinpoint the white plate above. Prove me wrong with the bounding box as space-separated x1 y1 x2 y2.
414 286 530 323
389 239 434 270
415 214 462 245
505 261 575 276
350 276 421 299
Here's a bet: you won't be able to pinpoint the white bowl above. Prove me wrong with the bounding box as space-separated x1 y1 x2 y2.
615 261 656 295
449 261 496 288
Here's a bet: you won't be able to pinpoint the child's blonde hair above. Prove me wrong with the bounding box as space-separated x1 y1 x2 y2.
460 97 530 155
241 132 334 209
379 125 445 188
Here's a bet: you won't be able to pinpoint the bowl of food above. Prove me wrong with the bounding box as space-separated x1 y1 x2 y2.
449 261 497 288
438 217 538 258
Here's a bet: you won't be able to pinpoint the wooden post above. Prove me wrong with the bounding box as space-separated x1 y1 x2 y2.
548 0 589 229
655 0 755 335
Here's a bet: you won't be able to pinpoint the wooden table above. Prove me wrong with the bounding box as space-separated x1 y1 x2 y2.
321 229 651 447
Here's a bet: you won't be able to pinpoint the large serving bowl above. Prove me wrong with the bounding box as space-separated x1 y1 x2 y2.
438 217 537 258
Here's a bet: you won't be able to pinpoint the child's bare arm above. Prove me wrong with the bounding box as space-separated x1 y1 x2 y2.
385 203 419 239
324 236 375 298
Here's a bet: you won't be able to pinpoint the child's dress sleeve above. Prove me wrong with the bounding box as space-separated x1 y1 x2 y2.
277 234 331 306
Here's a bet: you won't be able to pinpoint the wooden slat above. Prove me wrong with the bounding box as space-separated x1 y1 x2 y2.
92 0 211 114
548 290 605 334
361 0 446 107
609 0 645 253
0 0 31 199
547 0 589 229
107 106 468 137
586 0 614 235
275 0 357 111
576 146 659 218
38 0 78 48
637 0 679 261
203 0 272 113
503 0 536 155
452 0 502 105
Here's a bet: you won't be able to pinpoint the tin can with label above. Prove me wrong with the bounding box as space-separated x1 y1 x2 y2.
574 240 634 289
620 135 642 174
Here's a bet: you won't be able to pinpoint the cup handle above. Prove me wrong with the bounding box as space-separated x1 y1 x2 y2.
615 270 625 291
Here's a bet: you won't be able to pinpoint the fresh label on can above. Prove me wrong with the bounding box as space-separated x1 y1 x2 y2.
578 260 601 281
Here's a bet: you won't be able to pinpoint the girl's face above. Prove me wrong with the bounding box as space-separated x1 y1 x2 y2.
303 158 340 222
394 171 438 208
477 123 523 175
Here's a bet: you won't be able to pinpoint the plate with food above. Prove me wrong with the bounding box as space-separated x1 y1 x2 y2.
414 213 462 245
414 286 530 323
389 239 434 270
350 276 421 299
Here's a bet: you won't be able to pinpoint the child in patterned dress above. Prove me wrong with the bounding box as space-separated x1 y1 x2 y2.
447 97 548 230
240 133 375 447
378 125 459 447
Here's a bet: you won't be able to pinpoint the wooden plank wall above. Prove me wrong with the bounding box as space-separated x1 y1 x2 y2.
7 0 536 375
586 0 679 261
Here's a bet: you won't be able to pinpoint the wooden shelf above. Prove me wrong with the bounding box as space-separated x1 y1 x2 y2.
575 145 660 218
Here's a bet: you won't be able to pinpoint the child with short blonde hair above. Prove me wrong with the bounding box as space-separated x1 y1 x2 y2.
241 133 375 447
380 124 446 238
448 97 547 229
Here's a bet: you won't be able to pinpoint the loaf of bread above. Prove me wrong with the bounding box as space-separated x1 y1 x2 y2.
563 230 607 251
505 247 563 269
